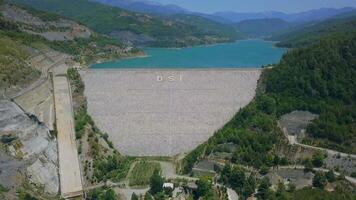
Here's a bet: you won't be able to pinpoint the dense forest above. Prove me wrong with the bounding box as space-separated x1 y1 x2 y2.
10 0 242 47
266 34 356 153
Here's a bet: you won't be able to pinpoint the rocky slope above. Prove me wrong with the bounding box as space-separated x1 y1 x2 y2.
0 100 59 198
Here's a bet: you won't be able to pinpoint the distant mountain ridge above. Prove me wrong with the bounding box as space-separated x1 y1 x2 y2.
91 0 189 15
214 7 355 23
269 10 356 48
235 18 293 37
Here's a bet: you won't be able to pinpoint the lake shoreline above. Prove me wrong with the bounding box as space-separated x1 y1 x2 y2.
91 40 285 69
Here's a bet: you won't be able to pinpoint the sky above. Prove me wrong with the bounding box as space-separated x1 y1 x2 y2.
150 0 356 13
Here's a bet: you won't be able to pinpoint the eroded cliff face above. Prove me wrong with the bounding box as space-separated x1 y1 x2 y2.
0 100 59 196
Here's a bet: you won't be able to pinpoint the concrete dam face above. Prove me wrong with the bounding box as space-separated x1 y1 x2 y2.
81 69 261 156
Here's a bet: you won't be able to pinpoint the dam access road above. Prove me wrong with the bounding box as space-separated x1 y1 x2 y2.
81 68 261 156
53 75 83 198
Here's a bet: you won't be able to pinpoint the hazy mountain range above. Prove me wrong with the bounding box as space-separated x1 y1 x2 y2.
214 7 356 23
90 0 190 15
92 0 355 24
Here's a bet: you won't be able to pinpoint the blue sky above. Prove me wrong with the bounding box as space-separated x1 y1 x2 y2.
150 0 356 13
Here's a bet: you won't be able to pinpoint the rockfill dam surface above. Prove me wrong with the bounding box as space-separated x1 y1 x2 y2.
81 69 261 156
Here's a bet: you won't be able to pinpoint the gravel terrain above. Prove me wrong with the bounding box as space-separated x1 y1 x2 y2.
81 69 261 156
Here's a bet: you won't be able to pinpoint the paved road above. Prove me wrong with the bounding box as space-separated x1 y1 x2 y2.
53 76 83 198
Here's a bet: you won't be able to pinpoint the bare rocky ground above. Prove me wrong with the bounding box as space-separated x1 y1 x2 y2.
0 100 59 196
1 4 91 41
267 168 314 189
13 48 72 131
14 79 54 130
279 111 318 139
278 111 356 175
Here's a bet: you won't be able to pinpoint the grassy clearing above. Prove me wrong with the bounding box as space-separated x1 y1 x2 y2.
129 161 161 187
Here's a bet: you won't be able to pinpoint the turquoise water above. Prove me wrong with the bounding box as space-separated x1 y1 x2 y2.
91 40 285 68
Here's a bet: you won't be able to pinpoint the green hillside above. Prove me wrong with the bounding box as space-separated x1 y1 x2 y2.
270 11 356 47
0 35 40 93
10 0 242 47
0 1 143 96
235 18 292 37
0 2 140 64
169 14 242 40
182 32 356 175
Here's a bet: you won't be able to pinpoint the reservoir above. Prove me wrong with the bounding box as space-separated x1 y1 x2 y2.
91 40 285 68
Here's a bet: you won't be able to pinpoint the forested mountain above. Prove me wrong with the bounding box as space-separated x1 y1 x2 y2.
214 7 355 23
235 18 292 37
0 1 141 96
10 0 242 47
270 11 356 47
183 29 356 173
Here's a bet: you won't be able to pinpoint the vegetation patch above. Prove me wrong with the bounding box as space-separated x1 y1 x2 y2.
129 161 161 186
87 187 118 200
0 184 8 198
67 68 133 184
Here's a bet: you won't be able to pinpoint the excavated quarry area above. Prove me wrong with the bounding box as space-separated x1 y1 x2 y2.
81 69 261 156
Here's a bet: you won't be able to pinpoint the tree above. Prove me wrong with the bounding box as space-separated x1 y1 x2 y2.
144 193 154 200
102 189 117 200
256 177 272 200
275 182 288 200
304 158 314 172
131 193 139 200
87 188 117 200
150 169 163 195
228 166 246 192
242 175 256 199
154 192 165 200
287 183 296 192
257 95 276 114
313 172 327 189
196 177 212 198
325 170 336 182
312 152 325 168
220 163 232 184
259 165 270 175
351 172 356 178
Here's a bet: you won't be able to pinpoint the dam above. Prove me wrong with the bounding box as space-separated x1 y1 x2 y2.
81 69 261 156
